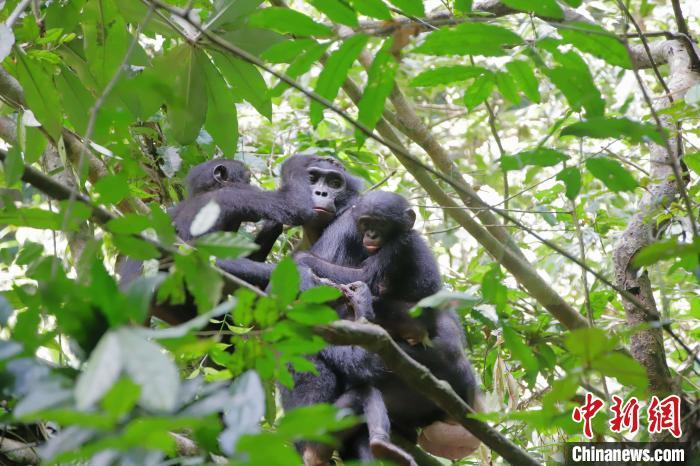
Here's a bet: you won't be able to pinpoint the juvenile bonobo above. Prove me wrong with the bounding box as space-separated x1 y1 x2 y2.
297 190 440 344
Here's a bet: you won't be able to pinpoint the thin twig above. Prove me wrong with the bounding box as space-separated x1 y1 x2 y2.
5 0 32 27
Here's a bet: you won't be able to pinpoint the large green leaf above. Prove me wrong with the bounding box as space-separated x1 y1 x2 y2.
388 0 425 16
349 0 392 19
585 157 638 192
269 257 300 308
561 117 665 145
83 0 130 87
271 42 330 97
684 151 700 175
155 45 208 145
410 65 487 87
543 50 604 117
500 148 569 171
0 208 61 229
248 7 333 37
195 232 259 259
556 166 581 200
205 0 263 31
75 332 123 409
413 23 522 57
356 41 398 145
55 66 93 134
262 39 316 64
15 53 62 139
558 22 631 69
308 0 358 26
591 353 648 389
310 34 369 126
501 0 563 19
223 27 286 57
633 238 700 267
463 72 495 110
505 60 540 103
211 50 272 120
118 328 180 412
502 326 539 376
200 51 239 155
495 72 519 103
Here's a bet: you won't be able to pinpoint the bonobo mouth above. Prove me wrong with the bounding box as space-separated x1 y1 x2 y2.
312 207 335 218
364 244 380 254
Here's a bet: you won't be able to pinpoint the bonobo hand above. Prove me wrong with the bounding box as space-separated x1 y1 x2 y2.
338 281 374 321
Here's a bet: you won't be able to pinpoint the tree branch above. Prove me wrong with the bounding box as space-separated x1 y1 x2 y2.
315 320 541 466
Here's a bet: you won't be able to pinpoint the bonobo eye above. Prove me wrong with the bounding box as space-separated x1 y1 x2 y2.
308 171 320 184
327 176 344 189
213 164 228 183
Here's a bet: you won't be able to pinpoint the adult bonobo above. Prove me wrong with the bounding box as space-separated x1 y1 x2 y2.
287 191 482 464
216 154 363 288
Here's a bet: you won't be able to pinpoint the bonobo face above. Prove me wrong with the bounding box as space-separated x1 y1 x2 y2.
357 216 390 254
307 164 347 221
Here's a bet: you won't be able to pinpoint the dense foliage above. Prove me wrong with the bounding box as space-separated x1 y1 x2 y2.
0 0 698 464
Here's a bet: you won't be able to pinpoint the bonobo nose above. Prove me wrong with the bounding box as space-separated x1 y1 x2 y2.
314 190 328 197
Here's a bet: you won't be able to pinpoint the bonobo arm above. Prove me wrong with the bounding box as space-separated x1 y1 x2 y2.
296 253 368 286
319 345 386 385
216 258 275 289
247 220 283 262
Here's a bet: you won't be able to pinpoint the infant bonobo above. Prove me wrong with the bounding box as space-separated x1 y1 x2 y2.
297 190 440 345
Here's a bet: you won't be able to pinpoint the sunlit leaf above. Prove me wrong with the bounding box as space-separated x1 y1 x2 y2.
633 238 700 267
15 53 62 139
506 60 540 103
201 51 239 155
211 50 272 120
501 0 563 19
311 34 369 126
556 166 582 200
410 65 486 87
413 23 522 57
558 22 631 69
562 117 665 145
269 257 300 308
356 40 398 145
248 7 333 37
308 0 358 26
75 332 123 409
463 73 495 110
585 157 638 192
350 0 392 19
501 148 568 171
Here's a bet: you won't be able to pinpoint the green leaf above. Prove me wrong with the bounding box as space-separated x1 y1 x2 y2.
410 65 486 87
75 332 123 409
558 22 631 69
562 0 582 5
93 173 130 205
356 41 398 145
350 0 392 19
272 42 330 97
106 214 151 235
413 23 522 57
55 66 94 134
201 51 239 155
502 326 538 375
585 157 638 192
500 148 568 171
4 146 24 186
505 60 540 103
684 151 700 175
178 255 224 313
18 120 47 165
112 235 160 260
15 53 62 139
454 0 473 13
591 352 648 389
211 50 272 120
83 1 130 87
287 303 339 325
204 0 263 31
195 231 259 259
564 327 616 362
495 72 519 103
501 0 563 19
633 238 700 267
556 166 581 200
118 328 180 412
223 27 286 57
463 73 494 110
248 7 333 37
269 257 300 308
311 34 369 126
308 0 358 26
388 0 425 16
220 371 266 455
0 208 61 229
543 50 604 117
262 39 316 64
561 117 665 145
156 45 208 145
299 286 342 304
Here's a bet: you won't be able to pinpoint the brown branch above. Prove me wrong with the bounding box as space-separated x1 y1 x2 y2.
314 320 541 466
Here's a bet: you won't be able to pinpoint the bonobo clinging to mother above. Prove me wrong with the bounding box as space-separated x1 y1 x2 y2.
288 190 482 465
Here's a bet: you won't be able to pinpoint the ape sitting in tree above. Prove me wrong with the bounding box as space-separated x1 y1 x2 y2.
296 190 440 344
286 191 482 465
216 154 363 288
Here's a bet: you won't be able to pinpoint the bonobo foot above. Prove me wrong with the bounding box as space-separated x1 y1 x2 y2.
370 438 417 466
338 281 374 321
418 420 481 460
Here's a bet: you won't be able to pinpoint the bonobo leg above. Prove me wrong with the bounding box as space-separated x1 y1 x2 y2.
362 387 417 466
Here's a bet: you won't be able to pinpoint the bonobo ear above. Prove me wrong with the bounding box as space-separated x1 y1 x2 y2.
404 208 416 229
213 164 228 184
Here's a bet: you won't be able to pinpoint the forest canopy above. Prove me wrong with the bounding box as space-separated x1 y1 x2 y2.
0 0 698 465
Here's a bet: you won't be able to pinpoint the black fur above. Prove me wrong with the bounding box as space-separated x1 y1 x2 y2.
216 154 363 288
